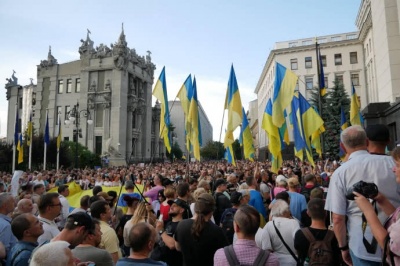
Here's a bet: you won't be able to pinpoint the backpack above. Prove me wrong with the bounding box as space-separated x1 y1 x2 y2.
300 187 313 202
223 245 270 266
301 228 334 266
220 208 236 244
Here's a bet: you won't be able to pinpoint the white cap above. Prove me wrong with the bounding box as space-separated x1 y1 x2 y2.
276 175 287 183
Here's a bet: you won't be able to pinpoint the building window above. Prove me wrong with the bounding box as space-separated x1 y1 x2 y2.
321 55 327 67
351 73 360 86
305 77 313 90
291 59 298 70
324 77 328 88
75 78 81 92
95 104 103 127
350 52 358 64
334 54 342 65
318 38 327 44
332 36 342 42
346 34 357 40
289 42 297 48
66 79 72 93
65 106 70 121
302 40 312 46
58 80 63 93
95 136 102 155
294 80 299 91
335 74 344 86
19 97 23 109
56 106 62 124
305 57 312 69
64 137 69 141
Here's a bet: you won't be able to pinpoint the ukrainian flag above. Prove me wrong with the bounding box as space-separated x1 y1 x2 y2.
350 84 364 126
56 113 62 150
44 111 50 145
152 67 172 153
224 65 243 148
176 75 193 151
311 107 325 158
290 94 308 160
240 108 255 161
14 108 19 147
318 47 327 96
272 62 298 128
224 131 236 166
17 134 23 164
262 99 283 173
27 111 32 146
339 106 348 159
188 77 202 161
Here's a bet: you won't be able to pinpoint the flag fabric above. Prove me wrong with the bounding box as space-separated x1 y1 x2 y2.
272 62 298 128
224 65 243 148
240 108 255 161
224 131 236 166
262 99 283 173
152 67 172 153
290 95 308 160
188 77 202 161
56 113 62 150
27 111 32 146
318 47 327 96
17 134 23 164
176 75 193 152
339 106 348 159
311 107 325 158
14 108 19 146
350 84 364 126
44 112 50 145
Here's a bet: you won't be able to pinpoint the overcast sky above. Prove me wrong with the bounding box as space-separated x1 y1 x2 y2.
0 0 360 140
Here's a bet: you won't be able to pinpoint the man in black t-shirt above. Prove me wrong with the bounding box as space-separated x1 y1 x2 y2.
213 179 232 225
294 198 340 265
154 198 185 266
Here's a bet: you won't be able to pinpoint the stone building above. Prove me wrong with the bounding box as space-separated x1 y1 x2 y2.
5 27 164 166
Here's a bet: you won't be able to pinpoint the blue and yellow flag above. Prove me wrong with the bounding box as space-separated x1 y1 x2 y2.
17 134 23 164
188 77 202 161
290 94 308 161
44 111 50 145
224 131 236 166
56 113 62 150
152 67 172 153
224 65 243 148
318 47 327 96
27 111 32 146
239 108 255 161
262 99 283 173
14 108 19 147
350 83 364 126
339 106 348 159
272 62 298 128
176 75 193 151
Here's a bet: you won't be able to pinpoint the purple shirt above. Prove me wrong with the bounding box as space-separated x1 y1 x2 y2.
214 239 279 266
143 185 163 202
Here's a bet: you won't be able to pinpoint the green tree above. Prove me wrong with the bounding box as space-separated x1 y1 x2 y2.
200 140 224 160
232 139 242 160
311 80 349 159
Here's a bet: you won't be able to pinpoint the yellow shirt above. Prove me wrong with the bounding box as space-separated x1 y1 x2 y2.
99 220 122 258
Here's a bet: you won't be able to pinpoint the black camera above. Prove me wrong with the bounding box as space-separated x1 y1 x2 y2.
346 181 378 200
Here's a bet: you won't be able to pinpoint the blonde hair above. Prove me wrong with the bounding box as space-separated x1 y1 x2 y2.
130 202 148 225
193 188 207 201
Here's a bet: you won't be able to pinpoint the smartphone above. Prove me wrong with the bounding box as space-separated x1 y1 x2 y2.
159 214 163 221
87 263 96 266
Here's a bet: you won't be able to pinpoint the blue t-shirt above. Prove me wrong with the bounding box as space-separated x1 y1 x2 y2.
249 190 267 219
116 257 167 266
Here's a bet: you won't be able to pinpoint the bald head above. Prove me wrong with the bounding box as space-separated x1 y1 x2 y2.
17 199 34 214
341 125 367 151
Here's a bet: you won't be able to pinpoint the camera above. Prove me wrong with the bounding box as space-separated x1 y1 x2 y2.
346 181 378 200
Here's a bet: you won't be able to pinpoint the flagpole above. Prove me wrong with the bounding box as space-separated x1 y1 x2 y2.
56 112 60 171
12 104 17 173
28 119 32 170
315 40 325 157
43 109 48 170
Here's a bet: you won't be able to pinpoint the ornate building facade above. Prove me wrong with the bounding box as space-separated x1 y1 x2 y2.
5 27 164 166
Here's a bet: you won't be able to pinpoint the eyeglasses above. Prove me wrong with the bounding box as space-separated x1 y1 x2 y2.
50 203 62 207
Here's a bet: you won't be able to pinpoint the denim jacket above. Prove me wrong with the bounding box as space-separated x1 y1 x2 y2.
6 241 38 266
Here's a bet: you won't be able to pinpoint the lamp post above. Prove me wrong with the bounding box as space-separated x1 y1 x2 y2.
65 101 93 168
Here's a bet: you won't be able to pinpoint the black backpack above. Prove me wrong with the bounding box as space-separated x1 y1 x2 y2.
220 208 236 244
301 228 334 266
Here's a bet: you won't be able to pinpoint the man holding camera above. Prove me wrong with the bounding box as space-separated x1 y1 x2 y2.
325 125 400 265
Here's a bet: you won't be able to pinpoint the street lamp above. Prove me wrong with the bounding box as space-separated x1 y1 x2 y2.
65 101 93 168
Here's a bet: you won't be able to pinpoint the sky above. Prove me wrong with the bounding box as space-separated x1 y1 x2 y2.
0 0 361 141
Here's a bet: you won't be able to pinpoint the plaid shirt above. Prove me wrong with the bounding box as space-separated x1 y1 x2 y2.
213 239 279 266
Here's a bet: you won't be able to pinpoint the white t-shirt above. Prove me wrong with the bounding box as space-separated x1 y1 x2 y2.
38 216 60 244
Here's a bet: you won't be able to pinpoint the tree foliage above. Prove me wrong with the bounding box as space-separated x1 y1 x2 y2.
200 140 224 160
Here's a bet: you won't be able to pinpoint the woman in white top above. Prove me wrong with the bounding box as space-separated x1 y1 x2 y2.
257 199 300 265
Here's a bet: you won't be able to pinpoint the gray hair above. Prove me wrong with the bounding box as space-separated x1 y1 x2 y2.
0 193 13 208
341 125 367 149
30 241 71 266
270 199 290 217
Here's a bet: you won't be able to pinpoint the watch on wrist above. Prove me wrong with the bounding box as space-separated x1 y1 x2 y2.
339 244 349 251
159 230 165 235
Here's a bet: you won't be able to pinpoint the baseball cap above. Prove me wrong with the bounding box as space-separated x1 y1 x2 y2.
276 175 287 183
230 191 243 205
167 198 187 208
215 178 227 188
68 212 94 231
366 124 390 142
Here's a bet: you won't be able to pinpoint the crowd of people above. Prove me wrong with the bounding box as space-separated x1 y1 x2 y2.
0 124 399 265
